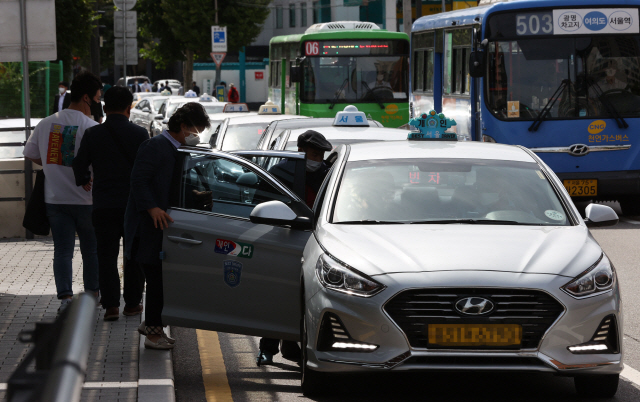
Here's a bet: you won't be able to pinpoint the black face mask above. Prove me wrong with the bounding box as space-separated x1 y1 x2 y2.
85 97 98 109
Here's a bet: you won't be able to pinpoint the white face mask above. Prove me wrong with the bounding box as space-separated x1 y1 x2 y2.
606 68 617 77
306 159 322 172
184 131 200 146
58 87 66 94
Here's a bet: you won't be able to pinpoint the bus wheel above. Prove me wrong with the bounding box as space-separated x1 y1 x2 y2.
619 196 640 216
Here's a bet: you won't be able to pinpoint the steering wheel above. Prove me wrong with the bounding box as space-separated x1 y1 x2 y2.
600 88 630 98
360 81 393 101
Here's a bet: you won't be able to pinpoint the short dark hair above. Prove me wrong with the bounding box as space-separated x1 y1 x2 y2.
165 81 169 85
58 81 69 88
168 102 211 133
69 72 102 103
103 86 133 112
220 81 226 86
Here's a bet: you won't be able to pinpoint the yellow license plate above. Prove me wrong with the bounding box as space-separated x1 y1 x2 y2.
428 324 522 347
563 179 597 197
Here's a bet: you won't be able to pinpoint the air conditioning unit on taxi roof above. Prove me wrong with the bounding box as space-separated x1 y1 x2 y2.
305 21 381 33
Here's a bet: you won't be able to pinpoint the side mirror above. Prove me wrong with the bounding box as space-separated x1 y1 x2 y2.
154 114 164 120
250 200 312 230
584 204 618 227
162 118 169 125
142 107 150 113
291 66 302 83
236 172 258 187
469 51 486 78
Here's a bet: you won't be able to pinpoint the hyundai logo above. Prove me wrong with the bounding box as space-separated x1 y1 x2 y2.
455 297 494 316
568 144 590 157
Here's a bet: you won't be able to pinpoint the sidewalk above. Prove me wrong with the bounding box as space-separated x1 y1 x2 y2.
0 238 174 402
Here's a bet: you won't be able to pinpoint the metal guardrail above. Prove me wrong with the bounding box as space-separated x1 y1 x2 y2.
7 293 97 402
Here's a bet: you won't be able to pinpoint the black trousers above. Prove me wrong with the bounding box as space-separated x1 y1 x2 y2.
92 208 145 309
142 262 163 327
259 338 280 355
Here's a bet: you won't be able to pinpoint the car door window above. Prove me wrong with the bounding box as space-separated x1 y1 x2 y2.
181 153 294 219
269 129 290 150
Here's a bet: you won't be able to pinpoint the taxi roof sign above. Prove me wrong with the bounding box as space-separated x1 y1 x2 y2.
408 110 458 141
223 103 250 113
199 93 215 102
333 105 370 127
258 101 281 115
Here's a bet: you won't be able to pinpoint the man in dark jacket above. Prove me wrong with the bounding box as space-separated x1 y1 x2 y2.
192 81 200 96
73 86 149 320
124 102 210 349
53 81 71 113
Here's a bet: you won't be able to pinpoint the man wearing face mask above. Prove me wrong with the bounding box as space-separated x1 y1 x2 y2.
256 130 332 365
53 81 71 113
73 86 149 321
125 102 210 349
23 72 103 312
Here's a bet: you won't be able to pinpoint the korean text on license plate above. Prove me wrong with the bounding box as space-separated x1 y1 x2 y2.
563 179 597 197
428 324 522 347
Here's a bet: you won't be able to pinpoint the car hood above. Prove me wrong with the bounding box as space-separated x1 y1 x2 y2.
315 224 602 278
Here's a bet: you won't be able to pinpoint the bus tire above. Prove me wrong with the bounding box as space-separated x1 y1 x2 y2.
619 196 640 216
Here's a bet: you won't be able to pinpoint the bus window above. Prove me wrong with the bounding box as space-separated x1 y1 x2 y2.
415 51 425 91
487 36 640 120
444 29 471 96
412 32 435 93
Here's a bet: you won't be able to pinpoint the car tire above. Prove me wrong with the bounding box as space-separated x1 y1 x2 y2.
619 196 640 216
574 374 619 398
300 289 327 395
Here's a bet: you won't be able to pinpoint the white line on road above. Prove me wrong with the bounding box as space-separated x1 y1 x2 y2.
622 364 640 387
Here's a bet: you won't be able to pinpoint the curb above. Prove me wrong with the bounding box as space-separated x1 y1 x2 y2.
137 298 175 402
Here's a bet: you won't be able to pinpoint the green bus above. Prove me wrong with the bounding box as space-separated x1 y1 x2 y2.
268 22 410 128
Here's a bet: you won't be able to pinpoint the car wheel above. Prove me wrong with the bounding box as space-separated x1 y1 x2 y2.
574 374 619 398
619 196 640 216
300 289 327 395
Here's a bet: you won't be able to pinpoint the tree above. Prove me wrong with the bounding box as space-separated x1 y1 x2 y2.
138 0 270 89
55 0 97 79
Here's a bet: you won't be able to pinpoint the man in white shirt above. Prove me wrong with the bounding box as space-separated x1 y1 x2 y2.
141 79 153 92
23 71 103 311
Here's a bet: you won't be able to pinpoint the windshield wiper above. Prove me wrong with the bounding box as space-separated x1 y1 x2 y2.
336 220 406 225
587 78 629 129
329 79 349 110
409 219 541 225
529 79 570 132
361 81 385 110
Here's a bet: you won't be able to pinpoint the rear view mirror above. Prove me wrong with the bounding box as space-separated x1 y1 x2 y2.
584 204 618 227
469 51 486 78
154 114 164 120
250 200 312 230
291 66 302 83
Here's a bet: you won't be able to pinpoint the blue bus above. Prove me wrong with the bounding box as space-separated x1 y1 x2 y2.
411 0 640 215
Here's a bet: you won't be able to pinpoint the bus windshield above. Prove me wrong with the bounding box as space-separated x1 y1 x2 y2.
487 35 640 120
301 45 408 104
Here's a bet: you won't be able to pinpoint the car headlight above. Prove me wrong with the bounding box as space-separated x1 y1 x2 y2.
315 254 385 297
562 254 616 298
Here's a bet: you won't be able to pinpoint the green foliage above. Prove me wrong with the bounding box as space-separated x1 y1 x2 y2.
55 0 97 79
137 0 270 67
0 62 62 118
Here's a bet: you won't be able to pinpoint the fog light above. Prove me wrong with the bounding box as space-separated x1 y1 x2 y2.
332 342 378 350
567 315 619 354
316 312 379 352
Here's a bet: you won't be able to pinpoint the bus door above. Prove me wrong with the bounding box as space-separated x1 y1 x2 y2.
442 28 473 141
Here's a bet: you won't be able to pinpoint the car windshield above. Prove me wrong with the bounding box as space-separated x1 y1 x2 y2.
220 123 269 150
152 99 166 110
332 158 569 226
285 139 377 158
487 36 640 120
199 120 224 144
137 93 160 99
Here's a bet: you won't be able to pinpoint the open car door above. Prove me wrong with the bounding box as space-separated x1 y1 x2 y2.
162 149 312 341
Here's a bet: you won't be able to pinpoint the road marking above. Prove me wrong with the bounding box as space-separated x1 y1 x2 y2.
621 217 640 225
622 364 640 387
197 330 233 402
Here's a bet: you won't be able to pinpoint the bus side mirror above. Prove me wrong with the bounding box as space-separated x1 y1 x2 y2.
469 51 485 78
291 66 302 83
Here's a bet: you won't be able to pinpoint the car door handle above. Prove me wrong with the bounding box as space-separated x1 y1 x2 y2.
167 236 203 245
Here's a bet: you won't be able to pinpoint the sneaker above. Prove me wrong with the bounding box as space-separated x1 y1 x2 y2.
144 336 175 350
104 307 119 321
138 321 176 344
58 298 72 313
123 304 143 316
256 352 274 366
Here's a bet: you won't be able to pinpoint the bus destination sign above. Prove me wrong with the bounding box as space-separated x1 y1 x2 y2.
303 40 407 56
515 8 639 36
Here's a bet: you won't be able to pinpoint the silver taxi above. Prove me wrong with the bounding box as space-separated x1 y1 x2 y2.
161 128 621 398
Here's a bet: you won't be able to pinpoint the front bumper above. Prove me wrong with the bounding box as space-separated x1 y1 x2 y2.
555 170 640 198
304 270 623 375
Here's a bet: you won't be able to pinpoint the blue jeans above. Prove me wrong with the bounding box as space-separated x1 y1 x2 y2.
45 203 99 299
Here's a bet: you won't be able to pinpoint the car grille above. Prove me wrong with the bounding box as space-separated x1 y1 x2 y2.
384 288 564 350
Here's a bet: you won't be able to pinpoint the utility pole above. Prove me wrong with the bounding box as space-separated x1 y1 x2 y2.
90 5 101 77
442 0 446 13
402 0 412 34
416 0 422 20
214 0 221 86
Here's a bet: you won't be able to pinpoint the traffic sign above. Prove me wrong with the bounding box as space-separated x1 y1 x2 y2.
113 0 136 11
115 38 138 65
211 52 226 68
211 26 227 52
114 11 137 38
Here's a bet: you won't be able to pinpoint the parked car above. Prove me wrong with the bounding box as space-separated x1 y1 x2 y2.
130 96 170 136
